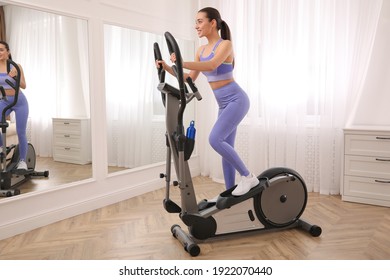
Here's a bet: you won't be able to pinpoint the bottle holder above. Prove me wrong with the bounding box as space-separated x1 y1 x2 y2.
184 137 195 161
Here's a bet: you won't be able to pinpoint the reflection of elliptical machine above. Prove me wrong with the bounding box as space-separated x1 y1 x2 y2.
0 59 49 197
155 32 322 257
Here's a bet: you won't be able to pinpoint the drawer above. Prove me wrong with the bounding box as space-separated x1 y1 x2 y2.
345 134 390 157
53 134 81 148
53 120 82 135
344 175 390 202
53 146 83 163
344 155 390 179
53 146 90 165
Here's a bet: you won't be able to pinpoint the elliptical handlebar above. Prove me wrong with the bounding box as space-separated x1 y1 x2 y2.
164 32 186 131
154 32 203 152
153 42 165 83
1 59 21 127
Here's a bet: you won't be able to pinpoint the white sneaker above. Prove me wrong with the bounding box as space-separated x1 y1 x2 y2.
232 173 259 196
16 160 28 170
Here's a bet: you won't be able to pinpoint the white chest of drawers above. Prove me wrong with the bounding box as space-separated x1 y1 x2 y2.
52 118 91 165
342 127 390 207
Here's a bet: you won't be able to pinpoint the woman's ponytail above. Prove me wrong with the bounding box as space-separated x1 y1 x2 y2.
220 20 231 41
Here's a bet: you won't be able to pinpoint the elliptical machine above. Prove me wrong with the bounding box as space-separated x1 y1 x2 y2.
0 59 49 197
155 32 322 257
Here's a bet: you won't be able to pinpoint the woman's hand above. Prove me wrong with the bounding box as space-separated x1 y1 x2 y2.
156 54 185 77
170 53 177 63
8 67 18 78
156 53 177 66
156 59 177 77
170 53 186 69
156 59 169 71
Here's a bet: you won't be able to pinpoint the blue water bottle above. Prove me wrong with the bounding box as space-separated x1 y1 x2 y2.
186 120 196 140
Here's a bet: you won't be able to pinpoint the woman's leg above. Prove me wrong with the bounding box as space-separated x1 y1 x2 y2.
13 93 29 162
210 82 259 195
209 83 250 189
221 128 237 189
0 100 11 149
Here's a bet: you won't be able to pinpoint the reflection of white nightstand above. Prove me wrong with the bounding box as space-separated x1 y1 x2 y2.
342 127 390 207
52 118 91 165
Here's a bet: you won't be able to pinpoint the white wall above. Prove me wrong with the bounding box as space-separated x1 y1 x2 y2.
348 1 390 128
0 0 199 240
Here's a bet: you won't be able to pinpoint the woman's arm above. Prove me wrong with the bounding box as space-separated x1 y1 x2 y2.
187 46 202 82
9 64 26 89
157 42 224 82
183 40 233 72
157 59 194 81
18 64 26 89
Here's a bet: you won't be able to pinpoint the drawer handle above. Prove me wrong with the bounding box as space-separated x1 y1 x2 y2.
376 158 390 162
63 122 70 125
376 136 390 140
64 147 71 150
375 180 390 184
64 134 70 138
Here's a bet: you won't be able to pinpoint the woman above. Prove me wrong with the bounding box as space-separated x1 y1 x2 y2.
0 41 29 172
158 7 258 196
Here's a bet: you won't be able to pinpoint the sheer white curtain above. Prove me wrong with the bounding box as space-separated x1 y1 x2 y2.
104 25 160 168
104 25 196 168
4 5 89 156
198 0 382 194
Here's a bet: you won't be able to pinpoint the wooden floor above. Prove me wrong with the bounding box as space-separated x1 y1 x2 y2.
0 176 389 260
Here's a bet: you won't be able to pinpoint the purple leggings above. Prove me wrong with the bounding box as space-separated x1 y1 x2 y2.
209 81 250 189
0 92 29 161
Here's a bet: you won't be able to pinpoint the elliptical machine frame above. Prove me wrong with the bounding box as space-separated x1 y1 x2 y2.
0 59 49 197
155 32 321 257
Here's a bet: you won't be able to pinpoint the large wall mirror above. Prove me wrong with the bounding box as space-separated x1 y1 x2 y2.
0 4 91 198
104 24 195 173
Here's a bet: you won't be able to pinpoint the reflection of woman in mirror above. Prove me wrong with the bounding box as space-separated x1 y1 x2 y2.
157 7 259 196
0 41 29 171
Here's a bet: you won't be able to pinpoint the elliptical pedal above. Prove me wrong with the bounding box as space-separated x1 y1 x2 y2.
215 177 269 209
